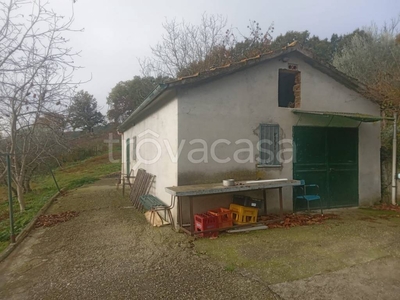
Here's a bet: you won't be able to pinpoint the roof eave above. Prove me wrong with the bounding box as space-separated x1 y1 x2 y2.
292 109 393 122
118 84 169 132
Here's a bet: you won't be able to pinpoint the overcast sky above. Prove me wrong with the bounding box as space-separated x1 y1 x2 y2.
53 0 399 115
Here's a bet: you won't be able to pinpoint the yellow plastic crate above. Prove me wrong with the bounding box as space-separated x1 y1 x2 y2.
229 203 258 224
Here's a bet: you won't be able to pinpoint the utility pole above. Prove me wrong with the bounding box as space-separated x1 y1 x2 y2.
392 113 397 205
6 154 15 243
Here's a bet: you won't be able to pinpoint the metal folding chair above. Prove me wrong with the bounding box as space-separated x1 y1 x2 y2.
294 180 323 214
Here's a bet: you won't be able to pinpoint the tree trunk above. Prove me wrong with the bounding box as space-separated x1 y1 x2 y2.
16 183 25 212
24 177 32 193
381 159 392 203
3 178 17 197
23 166 36 194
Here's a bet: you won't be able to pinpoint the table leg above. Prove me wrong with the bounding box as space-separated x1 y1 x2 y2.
263 189 267 216
189 196 194 235
179 196 183 230
279 187 283 218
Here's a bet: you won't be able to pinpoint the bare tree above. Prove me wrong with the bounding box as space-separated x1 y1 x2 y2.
0 0 81 211
139 14 274 78
139 14 228 78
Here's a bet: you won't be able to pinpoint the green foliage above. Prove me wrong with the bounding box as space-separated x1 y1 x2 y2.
64 147 101 162
381 124 400 162
107 76 166 123
60 123 119 164
332 21 400 115
332 25 399 86
0 192 52 243
272 30 311 49
273 30 330 61
69 90 105 132
268 29 365 63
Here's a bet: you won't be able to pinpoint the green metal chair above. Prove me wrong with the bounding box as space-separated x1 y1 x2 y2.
139 194 175 230
294 180 323 215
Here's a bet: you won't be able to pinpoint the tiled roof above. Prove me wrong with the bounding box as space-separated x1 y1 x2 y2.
119 42 374 131
166 41 300 86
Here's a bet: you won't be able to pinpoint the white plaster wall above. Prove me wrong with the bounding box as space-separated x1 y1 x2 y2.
122 95 178 220
358 122 381 204
176 52 381 215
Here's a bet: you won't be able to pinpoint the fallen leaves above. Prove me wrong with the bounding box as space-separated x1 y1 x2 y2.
372 203 400 212
359 216 379 223
35 211 79 228
260 213 339 229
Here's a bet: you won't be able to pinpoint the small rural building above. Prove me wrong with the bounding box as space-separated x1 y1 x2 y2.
118 44 382 227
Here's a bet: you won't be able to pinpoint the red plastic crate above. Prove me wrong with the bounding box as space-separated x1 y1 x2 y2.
208 208 233 228
194 213 219 237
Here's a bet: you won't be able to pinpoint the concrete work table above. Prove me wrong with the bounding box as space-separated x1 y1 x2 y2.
165 179 301 235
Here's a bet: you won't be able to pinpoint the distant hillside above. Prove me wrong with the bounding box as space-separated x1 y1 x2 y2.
62 123 120 162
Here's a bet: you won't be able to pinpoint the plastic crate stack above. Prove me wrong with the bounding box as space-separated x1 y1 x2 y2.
194 208 234 237
229 203 258 224
194 213 219 237
229 195 261 225
208 208 233 228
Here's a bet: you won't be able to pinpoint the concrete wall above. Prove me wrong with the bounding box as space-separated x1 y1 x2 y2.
176 52 381 220
122 92 179 220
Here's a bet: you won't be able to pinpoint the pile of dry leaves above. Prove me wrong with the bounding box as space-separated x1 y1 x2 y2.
35 211 79 228
260 213 339 229
372 204 400 212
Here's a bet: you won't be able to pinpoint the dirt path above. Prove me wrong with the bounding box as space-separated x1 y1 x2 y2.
0 179 275 300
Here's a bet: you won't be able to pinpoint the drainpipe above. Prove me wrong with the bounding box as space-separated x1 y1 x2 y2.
392 112 397 205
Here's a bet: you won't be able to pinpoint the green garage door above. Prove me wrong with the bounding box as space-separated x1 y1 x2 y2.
293 126 358 209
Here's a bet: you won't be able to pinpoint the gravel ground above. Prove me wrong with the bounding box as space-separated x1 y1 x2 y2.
2 178 400 300
269 257 400 300
0 178 276 300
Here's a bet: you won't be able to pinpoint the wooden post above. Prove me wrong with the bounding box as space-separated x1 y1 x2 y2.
189 196 194 235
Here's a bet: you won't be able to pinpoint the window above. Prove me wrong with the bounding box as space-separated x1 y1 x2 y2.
278 69 301 108
132 136 137 160
259 124 280 166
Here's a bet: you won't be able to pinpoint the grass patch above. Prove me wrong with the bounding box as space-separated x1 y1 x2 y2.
0 152 120 253
358 207 400 217
66 176 99 190
195 211 400 284
224 264 236 272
